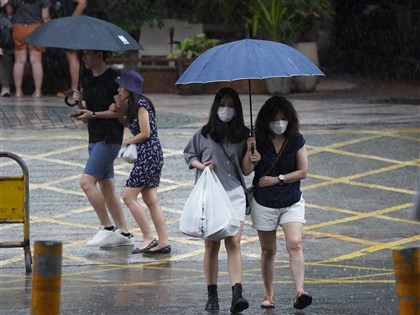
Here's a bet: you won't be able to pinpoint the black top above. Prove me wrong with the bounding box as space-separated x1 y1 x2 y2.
82 68 123 144
253 134 305 208
61 0 76 17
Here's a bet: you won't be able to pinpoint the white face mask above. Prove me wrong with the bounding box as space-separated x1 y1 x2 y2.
217 107 236 122
269 120 288 134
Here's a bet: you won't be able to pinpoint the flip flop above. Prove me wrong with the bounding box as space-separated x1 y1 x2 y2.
293 292 312 310
131 238 158 254
260 300 275 308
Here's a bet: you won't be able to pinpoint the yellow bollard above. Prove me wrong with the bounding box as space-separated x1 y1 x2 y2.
31 241 62 315
392 247 420 315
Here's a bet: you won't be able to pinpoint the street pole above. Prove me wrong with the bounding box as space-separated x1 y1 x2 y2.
31 241 63 315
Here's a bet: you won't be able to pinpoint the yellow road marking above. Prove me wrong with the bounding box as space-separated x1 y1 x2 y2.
317 235 420 263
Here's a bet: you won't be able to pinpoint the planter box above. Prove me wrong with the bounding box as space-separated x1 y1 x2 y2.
108 57 269 94
292 42 320 92
138 66 179 94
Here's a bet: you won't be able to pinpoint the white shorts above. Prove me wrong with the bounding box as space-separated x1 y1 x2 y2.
250 197 306 231
226 186 246 222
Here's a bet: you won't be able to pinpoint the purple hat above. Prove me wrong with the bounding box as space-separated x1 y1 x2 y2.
115 70 144 95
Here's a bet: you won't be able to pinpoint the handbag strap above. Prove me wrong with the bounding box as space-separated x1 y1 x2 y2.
250 139 288 190
259 138 288 180
219 138 288 190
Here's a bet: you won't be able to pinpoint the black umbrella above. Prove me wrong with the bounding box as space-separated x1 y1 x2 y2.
24 15 143 105
24 15 142 51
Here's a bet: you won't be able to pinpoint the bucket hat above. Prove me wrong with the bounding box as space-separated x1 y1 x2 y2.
115 70 144 95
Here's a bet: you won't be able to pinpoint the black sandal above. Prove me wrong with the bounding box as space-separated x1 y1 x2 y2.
143 244 171 255
131 238 158 254
293 292 312 310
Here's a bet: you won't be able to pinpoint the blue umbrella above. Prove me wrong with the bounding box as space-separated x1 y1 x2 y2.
176 39 324 133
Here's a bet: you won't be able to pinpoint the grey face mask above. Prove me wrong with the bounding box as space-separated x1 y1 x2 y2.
269 120 288 134
217 107 236 122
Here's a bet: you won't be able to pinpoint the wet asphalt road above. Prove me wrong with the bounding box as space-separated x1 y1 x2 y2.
0 81 419 315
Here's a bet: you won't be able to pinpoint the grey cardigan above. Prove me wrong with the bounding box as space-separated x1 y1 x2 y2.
183 128 247 191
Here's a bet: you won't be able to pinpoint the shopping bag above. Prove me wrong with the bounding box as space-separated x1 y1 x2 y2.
118 144 137 163
179 167 207 238
180 167 240 241
204 169 240 241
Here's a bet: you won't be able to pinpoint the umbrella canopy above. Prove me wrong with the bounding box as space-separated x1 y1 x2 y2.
24 15 142 51
24 15 142 106
176 39 323 84
176 39 324 134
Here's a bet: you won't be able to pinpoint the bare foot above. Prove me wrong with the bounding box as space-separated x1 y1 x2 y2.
32 92 42 98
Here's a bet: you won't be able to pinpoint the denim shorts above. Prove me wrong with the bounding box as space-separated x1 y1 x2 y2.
250 197 306 231
84 141 121 180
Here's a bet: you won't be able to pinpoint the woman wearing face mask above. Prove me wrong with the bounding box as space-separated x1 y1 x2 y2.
242 96 311 310
183 87 250 313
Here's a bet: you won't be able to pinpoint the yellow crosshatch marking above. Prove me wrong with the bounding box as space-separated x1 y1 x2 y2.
0 127 419 294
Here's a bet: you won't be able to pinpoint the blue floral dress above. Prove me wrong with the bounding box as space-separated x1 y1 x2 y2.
125 98 163 188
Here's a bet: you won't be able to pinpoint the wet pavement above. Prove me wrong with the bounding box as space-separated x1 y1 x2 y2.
0 77 419 314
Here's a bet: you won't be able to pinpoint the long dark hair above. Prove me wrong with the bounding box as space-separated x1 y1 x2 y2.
126 93 156 124
255 96 299 140
201 87 249 143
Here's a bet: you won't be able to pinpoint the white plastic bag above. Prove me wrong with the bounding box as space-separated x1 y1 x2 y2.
179 167 207 239
180 167 240 241
118 144 137 163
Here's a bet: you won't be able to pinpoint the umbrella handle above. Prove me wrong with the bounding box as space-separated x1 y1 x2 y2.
64 96 79 107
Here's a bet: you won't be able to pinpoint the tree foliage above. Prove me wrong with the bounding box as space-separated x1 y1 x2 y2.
85 0 163 33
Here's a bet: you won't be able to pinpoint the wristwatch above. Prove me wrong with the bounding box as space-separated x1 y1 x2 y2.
279 174 285 185
91 111 96 119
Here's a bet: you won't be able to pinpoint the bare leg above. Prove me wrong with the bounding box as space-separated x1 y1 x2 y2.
282 222 305 295
66 50 79 91
122 186 155 247
141 187 169 249
99 178 129 233
257 229 277 304
80 174 112 227
204 239 220 285
224 223 244 285
29 49 43 97
13 49 27 97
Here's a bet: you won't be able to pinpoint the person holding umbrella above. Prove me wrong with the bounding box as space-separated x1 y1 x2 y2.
242 96 311 310
183 87 249 313
72 50 134 248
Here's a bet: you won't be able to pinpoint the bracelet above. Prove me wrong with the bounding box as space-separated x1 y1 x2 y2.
91 111 96 119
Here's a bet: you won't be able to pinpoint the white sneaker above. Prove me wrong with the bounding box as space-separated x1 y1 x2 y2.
100 229 135 248
86 226 116 246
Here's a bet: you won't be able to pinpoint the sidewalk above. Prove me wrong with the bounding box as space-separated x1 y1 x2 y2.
1 77 419 130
